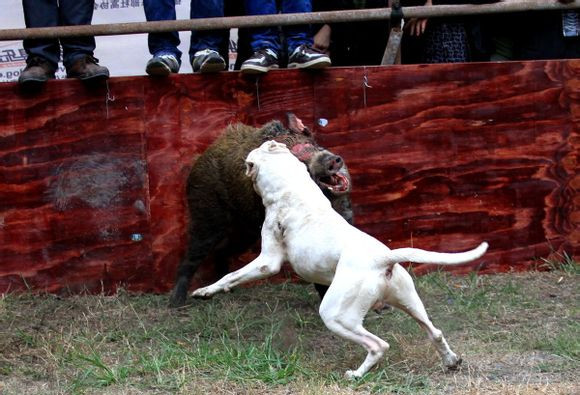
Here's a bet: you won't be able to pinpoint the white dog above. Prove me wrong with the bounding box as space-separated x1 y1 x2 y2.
192 140 488 379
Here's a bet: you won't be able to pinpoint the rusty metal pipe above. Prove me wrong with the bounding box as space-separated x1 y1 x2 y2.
0 1 578 41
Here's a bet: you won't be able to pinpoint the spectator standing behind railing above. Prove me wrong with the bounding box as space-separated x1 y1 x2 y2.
402 0 500 64
240 0 331 74
19 0 109 88
489 0 579 61
143 0 228 75
312 0 390 66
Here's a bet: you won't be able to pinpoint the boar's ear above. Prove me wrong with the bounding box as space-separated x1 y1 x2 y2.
286 112 313 137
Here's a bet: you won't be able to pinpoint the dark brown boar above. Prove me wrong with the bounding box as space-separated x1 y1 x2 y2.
169 113 352 307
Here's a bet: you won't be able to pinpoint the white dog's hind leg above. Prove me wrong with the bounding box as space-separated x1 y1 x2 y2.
319 275 390 379
384 265 461 369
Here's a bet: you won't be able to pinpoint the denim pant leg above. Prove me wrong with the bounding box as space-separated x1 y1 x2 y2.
143 0 182 60
22 0 61 68
189 0 227 61
58 0 97 69
281 0 313 53
244 0 281 53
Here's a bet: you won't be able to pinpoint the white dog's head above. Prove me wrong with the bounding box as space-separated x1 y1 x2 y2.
245 140 293 182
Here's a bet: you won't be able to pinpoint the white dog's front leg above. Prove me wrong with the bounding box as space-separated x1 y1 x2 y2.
192 220 285 299
191 253 283 299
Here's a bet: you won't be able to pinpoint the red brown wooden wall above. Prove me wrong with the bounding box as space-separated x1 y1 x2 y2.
0 60 578 294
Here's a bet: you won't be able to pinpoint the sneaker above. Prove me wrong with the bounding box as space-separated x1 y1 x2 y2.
66 55 110 81
288 44 331 69
18 56 56 87
191 49 226 73
146 54 180 76
240 48 279 74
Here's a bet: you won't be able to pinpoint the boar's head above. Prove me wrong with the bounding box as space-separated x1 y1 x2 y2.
261 113 353 224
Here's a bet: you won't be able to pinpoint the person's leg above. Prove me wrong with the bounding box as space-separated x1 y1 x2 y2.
244 0 280 53
143 0 182 58
240 0 281 73
58 0 96 68
282 0 330 69
189 0 227 72
281 0 312 53
143 0 182 75
59 0 109 80
189 0 226 54
21 0 60 82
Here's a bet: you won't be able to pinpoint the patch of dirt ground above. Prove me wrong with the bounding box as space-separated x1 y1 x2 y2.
0 270 578 394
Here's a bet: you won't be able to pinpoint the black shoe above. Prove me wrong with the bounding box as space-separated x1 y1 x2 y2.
288 44 331 69
191 49 226 73
18 56 57 87
240 48 279 74
67 55 109 81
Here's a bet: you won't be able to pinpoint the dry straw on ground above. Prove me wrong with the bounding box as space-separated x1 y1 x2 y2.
1 265 578 394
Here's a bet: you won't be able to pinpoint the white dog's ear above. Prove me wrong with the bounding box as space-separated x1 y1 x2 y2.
265 140 287 153
245 160 257 178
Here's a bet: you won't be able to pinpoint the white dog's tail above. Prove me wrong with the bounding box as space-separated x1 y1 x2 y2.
385 242 488 265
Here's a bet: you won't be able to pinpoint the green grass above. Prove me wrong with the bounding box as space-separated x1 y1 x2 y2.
540 251 580 275
1 267 578 394
532 320 580 361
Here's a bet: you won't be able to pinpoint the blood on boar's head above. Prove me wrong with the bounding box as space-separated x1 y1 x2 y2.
262 113 353 224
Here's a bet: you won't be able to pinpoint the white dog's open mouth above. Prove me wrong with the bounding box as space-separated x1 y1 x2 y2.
319 172 350 194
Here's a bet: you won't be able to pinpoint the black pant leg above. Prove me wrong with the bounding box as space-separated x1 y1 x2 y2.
58 0 96 68
22 0 61 67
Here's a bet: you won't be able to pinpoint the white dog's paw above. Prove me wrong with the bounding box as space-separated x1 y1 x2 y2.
444 353 462 371
344 370 362 380
191 286 217 299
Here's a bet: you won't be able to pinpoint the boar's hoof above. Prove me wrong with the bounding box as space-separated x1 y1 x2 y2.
168 285 188 308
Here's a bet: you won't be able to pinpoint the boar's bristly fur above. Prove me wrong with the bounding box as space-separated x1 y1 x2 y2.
169 114 353 307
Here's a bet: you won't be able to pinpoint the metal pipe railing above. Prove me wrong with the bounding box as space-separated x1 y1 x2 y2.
0 1 578 41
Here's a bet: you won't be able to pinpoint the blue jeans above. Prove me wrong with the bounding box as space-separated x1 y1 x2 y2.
143 0 227 63
22 0 96 69
244 0 313 54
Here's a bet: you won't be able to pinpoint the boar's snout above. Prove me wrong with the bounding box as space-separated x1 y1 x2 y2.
309 151 351 198
327 155 343 174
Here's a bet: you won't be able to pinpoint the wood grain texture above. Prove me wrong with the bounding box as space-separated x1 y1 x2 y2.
0 60 578 294
0 80 153 293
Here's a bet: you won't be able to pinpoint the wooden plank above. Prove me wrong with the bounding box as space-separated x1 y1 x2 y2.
313 61 579 274
0 60 577 294
0 79 154 293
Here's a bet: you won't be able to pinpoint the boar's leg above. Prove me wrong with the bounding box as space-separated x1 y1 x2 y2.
169 213 261 307
168 208 234 307
213 228 261 278
169 235 224 307
314 284 329 299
